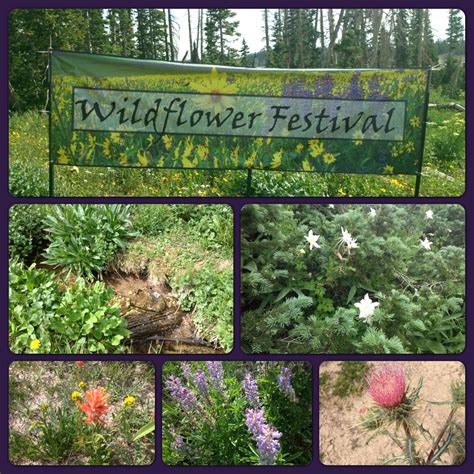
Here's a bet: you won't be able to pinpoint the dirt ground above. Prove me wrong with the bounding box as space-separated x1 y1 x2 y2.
319 361 465 465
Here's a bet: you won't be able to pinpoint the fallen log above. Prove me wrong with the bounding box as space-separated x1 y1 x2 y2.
125 309 183 339
428 103 465 112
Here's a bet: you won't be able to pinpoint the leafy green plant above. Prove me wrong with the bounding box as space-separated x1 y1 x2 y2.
9 260 130 353
43 204 135 279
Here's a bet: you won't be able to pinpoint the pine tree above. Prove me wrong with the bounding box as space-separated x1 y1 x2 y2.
204 9 240 65
83 10 107 53
407 9 423 66
394 9 409 67
446 9 464 53
422 10 437 66
239 39 251 67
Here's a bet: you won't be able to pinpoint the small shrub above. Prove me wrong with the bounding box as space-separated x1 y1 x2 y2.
43 204 135 279
9 205 48 262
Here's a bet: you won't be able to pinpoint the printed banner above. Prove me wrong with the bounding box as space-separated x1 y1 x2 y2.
51 51 430 174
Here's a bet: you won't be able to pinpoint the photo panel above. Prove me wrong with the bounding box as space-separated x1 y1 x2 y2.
8 8 465 197
162 360 313 465
9 203 234 354
241 204 465 354
9 360 156 465
319 360 465 465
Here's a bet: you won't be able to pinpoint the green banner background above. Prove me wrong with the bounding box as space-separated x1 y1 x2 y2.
50 51 430 175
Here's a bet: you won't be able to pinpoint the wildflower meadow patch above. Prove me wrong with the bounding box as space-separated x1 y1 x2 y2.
241 204 465 354
162 361 312 465
9 361 155 465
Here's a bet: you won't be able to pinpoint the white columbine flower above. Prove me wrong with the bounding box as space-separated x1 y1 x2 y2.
425 209 434 219
369 208 377 218
304 230 321 250
419 237 433 250
354 293 380 322
328 204 335 209
347 238 359 250
341 227 353 245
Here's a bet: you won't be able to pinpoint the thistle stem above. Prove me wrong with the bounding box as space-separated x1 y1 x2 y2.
425 407 457 465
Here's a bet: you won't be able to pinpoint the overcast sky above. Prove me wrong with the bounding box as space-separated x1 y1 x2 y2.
172 9 464 59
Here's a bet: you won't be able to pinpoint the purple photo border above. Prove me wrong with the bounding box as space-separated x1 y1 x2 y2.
1 1 471 474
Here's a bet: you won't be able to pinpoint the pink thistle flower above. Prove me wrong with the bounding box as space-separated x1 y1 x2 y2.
367 364 406 408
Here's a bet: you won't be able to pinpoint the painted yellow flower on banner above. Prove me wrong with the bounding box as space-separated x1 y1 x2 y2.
190 68 238 113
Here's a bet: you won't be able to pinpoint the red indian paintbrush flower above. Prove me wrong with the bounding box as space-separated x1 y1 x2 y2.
76 387 110 424
76 361 85 368
367 364 406 408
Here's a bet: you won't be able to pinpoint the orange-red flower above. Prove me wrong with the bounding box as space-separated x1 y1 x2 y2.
76 387 110 424
76 361 85 368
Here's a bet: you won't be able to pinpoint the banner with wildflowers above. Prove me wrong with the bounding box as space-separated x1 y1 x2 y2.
51 51 430 175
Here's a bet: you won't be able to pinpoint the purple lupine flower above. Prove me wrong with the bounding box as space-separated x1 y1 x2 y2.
180 362 193 383
206 362 224 391
165 375 198 411
193 369 209 398
277 367 297 403
245 408 282 465
169 427 188 455
242 371 260 407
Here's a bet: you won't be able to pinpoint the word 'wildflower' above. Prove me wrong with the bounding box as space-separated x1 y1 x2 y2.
242 371 260 407
76 387 110 424
277 367 297 402
354 293 379 323
245 408 282 465
304 230 321 250
367 364 406 408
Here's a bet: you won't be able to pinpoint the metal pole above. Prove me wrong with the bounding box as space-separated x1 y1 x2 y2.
245 168 253 196
414 173 421 197
47 48 54 197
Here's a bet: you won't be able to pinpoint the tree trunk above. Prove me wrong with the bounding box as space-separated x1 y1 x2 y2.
187 9 193 61
163 8 169 61
264 9 270 51
167 9 175 61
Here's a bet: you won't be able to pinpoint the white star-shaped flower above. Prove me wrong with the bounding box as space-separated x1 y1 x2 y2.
369 208 377 218
425 209 434 219
328 204 335 209
347 238 359 249
304 230 321 250
354 293 380 322
341 227 353 245
419 237 432 250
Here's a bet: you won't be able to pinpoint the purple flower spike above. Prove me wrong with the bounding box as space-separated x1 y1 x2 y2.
242 371 260 407
165 374 198 411
245 408 282 465
277 367 297 402
193 369 209 398
206 361 225 391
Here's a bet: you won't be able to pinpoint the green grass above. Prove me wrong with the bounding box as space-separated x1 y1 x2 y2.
9 102 465 196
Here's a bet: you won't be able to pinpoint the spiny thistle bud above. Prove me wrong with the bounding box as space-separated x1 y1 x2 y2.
367 364 406 408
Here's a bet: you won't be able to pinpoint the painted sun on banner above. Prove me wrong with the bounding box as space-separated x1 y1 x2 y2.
51 51 430 175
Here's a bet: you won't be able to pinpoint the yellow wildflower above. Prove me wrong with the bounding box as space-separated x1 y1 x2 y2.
410 116 421 128
41 403 49 411
384 165 394 174
30 339 41 350
308 139 324 158
271 149 283 169
137 149 150 167
119 153 129 165
57 147 69 164
323 153 336 164
124 395 136 407
102 138 112 157
405 142 415 153
71 391 82 401
162 135 173 150
78 381 87 390
295 143 304 153
110 132 121 144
